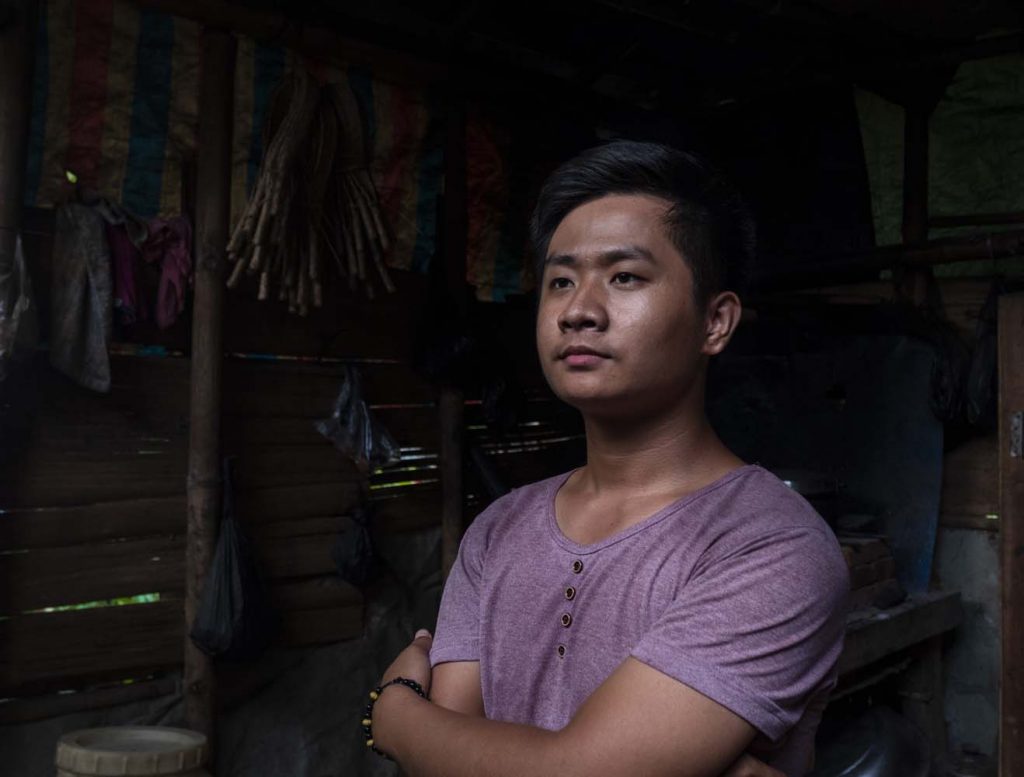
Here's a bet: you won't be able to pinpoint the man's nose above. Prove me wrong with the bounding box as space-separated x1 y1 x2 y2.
558 283 608 332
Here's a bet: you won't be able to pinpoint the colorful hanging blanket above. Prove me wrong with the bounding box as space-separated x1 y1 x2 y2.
24 0 199 219
23 2 537 296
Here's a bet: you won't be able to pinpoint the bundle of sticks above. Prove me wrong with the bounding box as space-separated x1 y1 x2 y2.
227 71 394 314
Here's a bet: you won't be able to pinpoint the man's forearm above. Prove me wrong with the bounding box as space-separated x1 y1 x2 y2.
376 686 564 777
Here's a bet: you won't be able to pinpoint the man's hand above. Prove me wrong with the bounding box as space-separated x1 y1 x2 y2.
722 753 786 777
381 628 434 695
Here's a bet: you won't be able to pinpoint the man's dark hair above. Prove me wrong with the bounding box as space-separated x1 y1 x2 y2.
529 140 756 306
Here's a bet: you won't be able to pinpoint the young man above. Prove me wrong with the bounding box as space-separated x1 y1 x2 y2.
366 141 849 777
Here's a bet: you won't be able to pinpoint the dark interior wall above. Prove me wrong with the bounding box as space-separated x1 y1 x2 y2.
0 198 584 712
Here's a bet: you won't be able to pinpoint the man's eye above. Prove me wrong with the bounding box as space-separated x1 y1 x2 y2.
612 272 640 284
550 277 573 290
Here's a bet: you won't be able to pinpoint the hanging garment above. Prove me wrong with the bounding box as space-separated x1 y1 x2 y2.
107 223 147 327
0 233 39 382
143 216 192 330
50 203 112 392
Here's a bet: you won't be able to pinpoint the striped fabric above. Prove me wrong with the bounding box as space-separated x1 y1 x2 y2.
25 0 446 275
25 0 199 218
466 109 536 301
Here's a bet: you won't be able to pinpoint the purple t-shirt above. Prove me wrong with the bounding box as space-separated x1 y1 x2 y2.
430 464 849 776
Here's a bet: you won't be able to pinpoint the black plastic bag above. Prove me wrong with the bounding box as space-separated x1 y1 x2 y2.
331 506 374 587
189 458 276 660
315 365 401 468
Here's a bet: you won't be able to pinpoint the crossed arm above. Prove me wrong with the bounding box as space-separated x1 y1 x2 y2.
371 634 784 777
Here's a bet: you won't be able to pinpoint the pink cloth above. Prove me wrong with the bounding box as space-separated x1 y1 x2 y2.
106 223 147 326
431 465 850 777
143 216 192 330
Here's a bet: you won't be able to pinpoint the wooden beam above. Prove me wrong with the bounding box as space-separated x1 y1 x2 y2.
838 591 962 676
185 27 234 744
999 291 1024 777
0 677 179 725
894 100 933 305
930 211 1024 229
440 92 468 579
752 229 1024 291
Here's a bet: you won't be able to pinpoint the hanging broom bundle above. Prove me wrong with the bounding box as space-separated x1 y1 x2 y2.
227 70 394 314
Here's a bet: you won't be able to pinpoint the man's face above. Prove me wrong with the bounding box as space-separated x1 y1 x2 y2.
535 193 710 417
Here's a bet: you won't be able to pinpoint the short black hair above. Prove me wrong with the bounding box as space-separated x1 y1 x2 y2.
529 140 756 306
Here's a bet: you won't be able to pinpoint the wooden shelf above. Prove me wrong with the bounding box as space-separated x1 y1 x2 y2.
838 591 963 676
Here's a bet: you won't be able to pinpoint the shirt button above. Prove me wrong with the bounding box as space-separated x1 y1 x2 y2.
561 613 573 627
557 644 566 658
572 560 584 574
565 586 576 601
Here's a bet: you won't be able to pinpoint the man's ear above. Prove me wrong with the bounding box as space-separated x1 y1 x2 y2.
701 291 742 356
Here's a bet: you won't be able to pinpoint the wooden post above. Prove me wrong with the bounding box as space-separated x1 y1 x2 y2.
185 27 235 748
440 93 468 579
999 292 1024 777
0 0 36 289
896 100 933 305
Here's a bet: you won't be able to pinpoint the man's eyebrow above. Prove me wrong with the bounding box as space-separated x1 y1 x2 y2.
544 245 656 267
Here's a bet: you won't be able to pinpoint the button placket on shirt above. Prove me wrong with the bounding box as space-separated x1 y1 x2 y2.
557 558 585 659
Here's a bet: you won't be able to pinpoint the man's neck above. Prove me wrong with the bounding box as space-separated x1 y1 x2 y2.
576 395 741 501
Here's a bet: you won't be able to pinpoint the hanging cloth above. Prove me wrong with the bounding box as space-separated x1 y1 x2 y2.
50 203 112 392
143 216 192 330
0 233 39 382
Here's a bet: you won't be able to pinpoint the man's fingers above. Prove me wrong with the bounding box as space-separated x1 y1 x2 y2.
413 628 433 646
723 753 785 777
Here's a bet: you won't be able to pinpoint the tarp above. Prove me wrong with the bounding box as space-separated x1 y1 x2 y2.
856 53 1024 277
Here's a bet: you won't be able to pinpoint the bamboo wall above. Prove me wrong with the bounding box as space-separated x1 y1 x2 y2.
0 206 584 715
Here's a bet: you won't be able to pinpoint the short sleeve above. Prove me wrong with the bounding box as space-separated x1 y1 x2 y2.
429 500 498 667
631 526 849 741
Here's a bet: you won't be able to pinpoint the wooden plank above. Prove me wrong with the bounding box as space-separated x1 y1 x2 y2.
999 291 1024 777
0 454 187 507
837 536 889 566
0 677 179 725
838 591 962 676
0 536 184 614
940 433 998 529
0 483 359 553
251 533 338 580
849 558 896 589
249 516 348 540
0 600 184 695
0 496 184 550
230 445 360 489
236 481 360 524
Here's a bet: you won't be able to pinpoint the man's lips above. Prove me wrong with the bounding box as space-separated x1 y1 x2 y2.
558 345 610 367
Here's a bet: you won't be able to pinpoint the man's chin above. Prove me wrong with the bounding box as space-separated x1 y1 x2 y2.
553 389 633 415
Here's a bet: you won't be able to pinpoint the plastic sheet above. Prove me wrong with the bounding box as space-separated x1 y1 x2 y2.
332 506 374 587
315 365 401 468
0 233 38 382
190 458 276 660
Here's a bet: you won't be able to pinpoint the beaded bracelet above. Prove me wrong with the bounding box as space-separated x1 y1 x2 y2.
361 676 428 759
